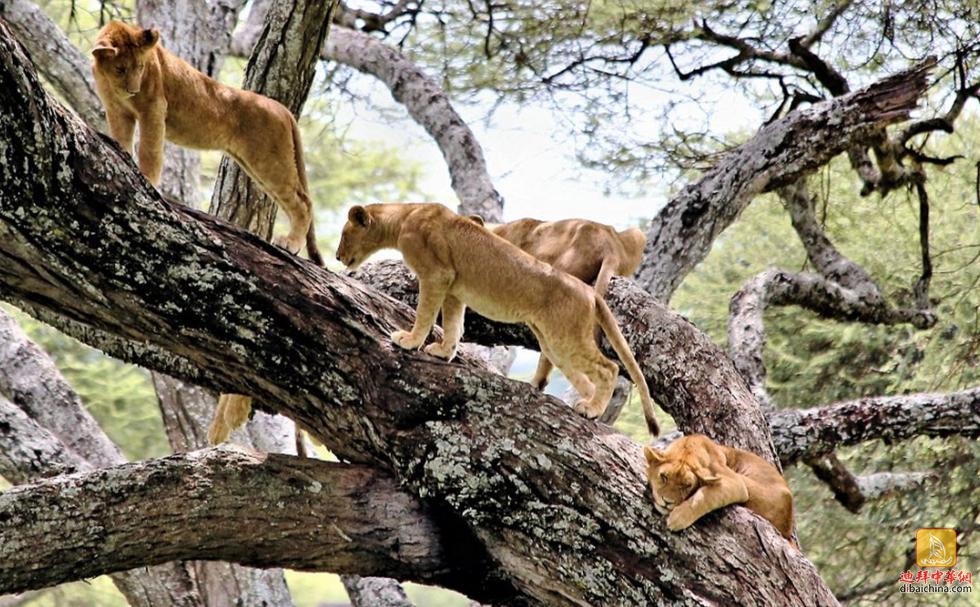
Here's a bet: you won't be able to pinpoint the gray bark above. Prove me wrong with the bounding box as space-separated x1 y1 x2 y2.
636 59 935 301
0 316 204 606
0 309 122 468
0 393 86 482
0 26 835 604
768 387 980 465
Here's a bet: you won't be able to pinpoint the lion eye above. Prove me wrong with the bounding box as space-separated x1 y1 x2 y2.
659 472 667 483
115 66 126 75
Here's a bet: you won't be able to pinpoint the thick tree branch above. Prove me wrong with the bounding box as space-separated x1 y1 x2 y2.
0 25 834 604
769 387 980 465
0 312 208 607
0 450 461 594
636 58 934 301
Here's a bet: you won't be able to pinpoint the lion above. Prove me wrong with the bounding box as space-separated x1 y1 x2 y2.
90 20 322 264
335 203 660 435
473 216 646 390
644 435 795 543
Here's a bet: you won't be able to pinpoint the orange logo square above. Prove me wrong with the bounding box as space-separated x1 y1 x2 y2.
916 528 957 568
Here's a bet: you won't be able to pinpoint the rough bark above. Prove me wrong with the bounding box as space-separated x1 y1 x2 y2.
230 16 505 221
768 387 980 465
0 26 835 605
0 450 461 594
0 393 86 482
0 0 105 129
0 309 123 468
635 59 935 301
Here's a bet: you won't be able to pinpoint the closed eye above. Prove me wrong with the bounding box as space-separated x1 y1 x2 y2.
115 66 126 75
659 472 667 483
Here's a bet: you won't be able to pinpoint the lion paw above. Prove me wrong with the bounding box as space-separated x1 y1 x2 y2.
423 341 457 360
272 234 303 255
573 399 604 420
666 509 695 532
391 329 424 350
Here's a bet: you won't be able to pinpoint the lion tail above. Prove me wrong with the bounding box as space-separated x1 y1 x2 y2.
594 295 659 435
290 118 324 266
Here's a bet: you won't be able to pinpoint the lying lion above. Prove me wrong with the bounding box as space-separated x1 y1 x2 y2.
478 217 646 390
644 435 795 543
336 203 661 435
90 21 322 264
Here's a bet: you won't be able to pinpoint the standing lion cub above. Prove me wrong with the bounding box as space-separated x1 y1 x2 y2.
644 435 795 543
90 20 322 264
336 203 661 435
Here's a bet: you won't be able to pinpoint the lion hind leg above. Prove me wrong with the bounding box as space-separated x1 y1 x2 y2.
207 393 253 444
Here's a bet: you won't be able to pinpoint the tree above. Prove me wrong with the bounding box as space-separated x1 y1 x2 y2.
0 1 977 605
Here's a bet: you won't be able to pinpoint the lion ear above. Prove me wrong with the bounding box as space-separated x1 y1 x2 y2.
348 205 371 227
467 214 486 226
644 446 665 465
91 43 118 59
140 28 160 48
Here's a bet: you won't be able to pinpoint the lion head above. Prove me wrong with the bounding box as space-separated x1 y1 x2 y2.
91 21 160 97
644 438 720 514
336 205 385 270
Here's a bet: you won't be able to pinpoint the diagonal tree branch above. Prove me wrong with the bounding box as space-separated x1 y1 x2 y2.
635 58 935 301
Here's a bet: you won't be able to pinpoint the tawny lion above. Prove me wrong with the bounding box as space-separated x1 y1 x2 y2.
475 217 646 390
90 20 322 264
644 435 795 543
336 203 660 435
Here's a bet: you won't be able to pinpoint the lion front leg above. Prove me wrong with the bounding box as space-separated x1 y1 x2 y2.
392 275 450 350
423 295 465 360
666 474 749 531
136 107 166 186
